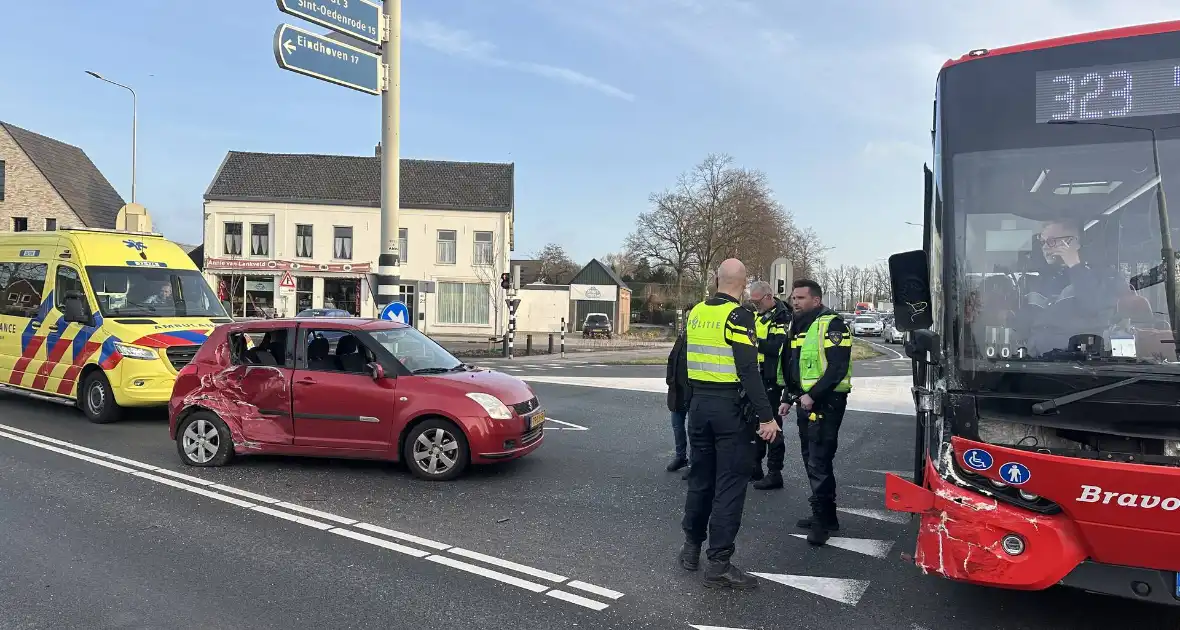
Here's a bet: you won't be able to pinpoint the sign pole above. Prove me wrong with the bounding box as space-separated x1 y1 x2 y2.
376 0 402 313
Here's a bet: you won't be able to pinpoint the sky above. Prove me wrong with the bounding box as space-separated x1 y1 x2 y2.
2 0 1179 270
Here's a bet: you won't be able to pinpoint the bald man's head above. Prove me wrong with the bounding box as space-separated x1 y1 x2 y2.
716 258 748 297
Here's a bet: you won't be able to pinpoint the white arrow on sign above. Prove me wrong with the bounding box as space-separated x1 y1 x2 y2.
284 39 296 54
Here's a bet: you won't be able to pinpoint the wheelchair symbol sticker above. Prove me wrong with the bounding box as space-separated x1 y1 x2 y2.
962 448 993 472
1000 462 1032 486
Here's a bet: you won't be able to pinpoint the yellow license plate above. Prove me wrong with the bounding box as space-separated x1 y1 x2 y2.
530 412 546 429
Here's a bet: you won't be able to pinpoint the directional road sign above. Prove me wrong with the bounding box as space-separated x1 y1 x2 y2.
276 0 382 46
274 23 381 95
380 301 410 324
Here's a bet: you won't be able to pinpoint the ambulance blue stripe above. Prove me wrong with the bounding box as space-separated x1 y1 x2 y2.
160 330 208 344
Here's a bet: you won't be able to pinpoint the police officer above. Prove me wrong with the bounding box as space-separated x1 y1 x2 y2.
748 280 791 490
778 279 852 546
679 258 780 589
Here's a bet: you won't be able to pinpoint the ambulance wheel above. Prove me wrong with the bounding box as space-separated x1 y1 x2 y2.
80 371 120 424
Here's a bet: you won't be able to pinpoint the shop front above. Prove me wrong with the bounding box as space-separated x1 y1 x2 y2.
205 258 373 318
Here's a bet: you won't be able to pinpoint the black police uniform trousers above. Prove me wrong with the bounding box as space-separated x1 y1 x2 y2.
754 383 785 473
682 388 756 562
797 392 848 517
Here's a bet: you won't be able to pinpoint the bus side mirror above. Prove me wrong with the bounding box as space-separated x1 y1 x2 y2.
63 291 91 324
888 250 933 332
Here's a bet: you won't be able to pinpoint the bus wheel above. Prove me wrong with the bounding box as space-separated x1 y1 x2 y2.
80 371 121 424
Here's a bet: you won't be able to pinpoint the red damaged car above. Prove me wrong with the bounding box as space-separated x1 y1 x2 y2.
168 318 546 481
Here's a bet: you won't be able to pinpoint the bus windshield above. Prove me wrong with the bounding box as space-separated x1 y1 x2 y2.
87 266 228 318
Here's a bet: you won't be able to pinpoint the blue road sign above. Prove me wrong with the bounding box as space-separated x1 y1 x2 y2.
999 462 1032 486
277 0 381 46
962 448 993 472
380 301 410 324
274 23 381 95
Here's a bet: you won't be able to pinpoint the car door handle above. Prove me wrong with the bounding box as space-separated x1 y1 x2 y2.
297 378 317 385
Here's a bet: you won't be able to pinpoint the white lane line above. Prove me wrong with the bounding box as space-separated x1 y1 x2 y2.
251 504 336 530
788 535 895 558
546 589 610 611
546 418 589 431
426 554 549 593
837 507 911 525
690 626 754 630
330 527 431 558
151 467 217 486
353 522 451 551
861 338 904 360
848 485 885 494
0 423 161 470
566 580 624 600
276 501 357 525
865 469 912 478
212 484 282 504
448 547 567 582
0 424 620 610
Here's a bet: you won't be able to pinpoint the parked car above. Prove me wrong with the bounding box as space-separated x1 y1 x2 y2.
884 320 906 344
582 313 613 339
168 318 545 481
851 315 883 337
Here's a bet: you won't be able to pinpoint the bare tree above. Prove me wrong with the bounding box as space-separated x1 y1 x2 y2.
786 226 827 280
534 243 580 284
472 239 511 335
602 251 638 279
625 188 697 306
828 265 850 310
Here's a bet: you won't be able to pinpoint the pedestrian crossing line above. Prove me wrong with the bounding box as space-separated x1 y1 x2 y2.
749 573 871 606
788 535 895 559
837 507 910 525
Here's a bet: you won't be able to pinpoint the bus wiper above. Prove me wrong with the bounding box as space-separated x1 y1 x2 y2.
1031 373 1180 414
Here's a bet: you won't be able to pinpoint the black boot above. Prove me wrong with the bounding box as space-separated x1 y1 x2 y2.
681 466 691 480
753 471 783 490
666 456 688 472
703 560 759 590
806 518 831 546
796 513 840 531
678 542 701 571
750 466 764 482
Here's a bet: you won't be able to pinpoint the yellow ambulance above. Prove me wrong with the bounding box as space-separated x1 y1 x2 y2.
0 228 231 423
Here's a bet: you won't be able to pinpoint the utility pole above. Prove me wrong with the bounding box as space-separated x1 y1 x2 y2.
85 70 136 203
376 0 402 311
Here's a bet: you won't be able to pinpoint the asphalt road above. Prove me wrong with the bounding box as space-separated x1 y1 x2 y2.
1 359 1179 629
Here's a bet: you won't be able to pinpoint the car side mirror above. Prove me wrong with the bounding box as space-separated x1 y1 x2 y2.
63 291 91 324
367 362 385 380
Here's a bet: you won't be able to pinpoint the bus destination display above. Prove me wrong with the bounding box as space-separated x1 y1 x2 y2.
1036 58 1180 123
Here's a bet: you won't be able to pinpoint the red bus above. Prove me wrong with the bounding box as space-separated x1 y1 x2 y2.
886 21 1180 606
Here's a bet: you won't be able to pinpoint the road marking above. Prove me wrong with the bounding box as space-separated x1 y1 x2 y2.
788 535 895 558
0 423 622 611
546 589 610 611
566 580 624 600
861 338 904 359
837 507 910 525
426 554 549 593
865 469 912 478
750 573 871 605
546 418 589 431
690 626 754 630
449 547 567 582
353 522 451 550
848 485 885 494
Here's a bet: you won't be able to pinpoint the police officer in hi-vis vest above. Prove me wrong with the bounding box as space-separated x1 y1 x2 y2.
779 279 853 546
747 280 792 490
679 258 779 590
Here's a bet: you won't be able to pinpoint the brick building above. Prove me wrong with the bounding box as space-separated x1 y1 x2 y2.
0 121 125 233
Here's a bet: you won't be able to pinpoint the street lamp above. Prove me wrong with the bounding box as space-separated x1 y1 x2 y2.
85 70 136 204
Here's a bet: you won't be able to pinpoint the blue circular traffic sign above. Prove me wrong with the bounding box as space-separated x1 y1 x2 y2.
999 462 1032 486
380 301 410 324
962 448 993 472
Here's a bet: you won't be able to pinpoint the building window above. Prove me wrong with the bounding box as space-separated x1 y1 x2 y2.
436 281 490 325
334 226 353 260
0 160 6 201
295 276 313 312
45 218 56 231
12 217 27 232
0 262 47 317
473 231 494 266
224 222 242 256
398 227 408 264
295 224 313 258
250 223 269 257
436 230 457 265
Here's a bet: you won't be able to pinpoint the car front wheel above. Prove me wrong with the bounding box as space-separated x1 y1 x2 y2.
404 418 470 481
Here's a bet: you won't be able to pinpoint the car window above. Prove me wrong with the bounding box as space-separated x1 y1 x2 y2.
855 316 877 323
587 315 608 324
302 329 375 374
229 328 291 367
368 326 462 375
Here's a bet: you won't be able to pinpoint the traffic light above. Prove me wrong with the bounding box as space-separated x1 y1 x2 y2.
776 279 786 295
500 272 511 290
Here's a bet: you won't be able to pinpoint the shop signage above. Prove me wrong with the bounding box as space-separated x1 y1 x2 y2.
205 258 372 273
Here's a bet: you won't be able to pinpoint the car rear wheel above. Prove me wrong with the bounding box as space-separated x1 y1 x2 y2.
176 411 234 467
404 418 469 481
79 371 121 424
